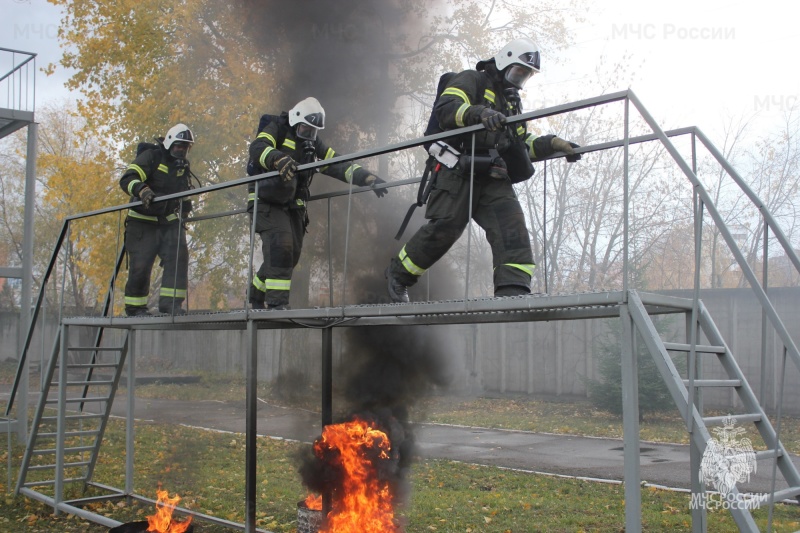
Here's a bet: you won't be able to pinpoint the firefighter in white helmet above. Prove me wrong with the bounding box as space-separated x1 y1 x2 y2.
246 97 389 310
119 123 195 316
385 38 581 303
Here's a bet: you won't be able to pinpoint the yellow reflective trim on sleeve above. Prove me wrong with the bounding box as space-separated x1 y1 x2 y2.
398 245 425 277
319 147 336 171
442 87 470 104
259 146 275 169
256 131 277 146
128 164 146 181
127 210 159 222
455 103 470 127
504 263 536 277
127 180 142 196
125 296 148 306
283 139 296 150
264 279 291 291
248 192 256 202
157 164 169 173
516 125 525 136
296 198 305 207
344 164 362 183
484 89 496 104
527 136 538 158
165 214 179 221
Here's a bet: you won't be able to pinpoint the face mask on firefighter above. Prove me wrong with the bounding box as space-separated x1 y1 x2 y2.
504 64 534 90
169 141 192 160
296 123 318 141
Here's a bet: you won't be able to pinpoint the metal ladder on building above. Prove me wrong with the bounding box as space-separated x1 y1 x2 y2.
628 291 800 531
14 325 129 504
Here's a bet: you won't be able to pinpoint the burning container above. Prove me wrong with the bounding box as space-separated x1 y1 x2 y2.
297 498 323 533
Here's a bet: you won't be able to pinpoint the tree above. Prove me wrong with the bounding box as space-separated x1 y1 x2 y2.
45 0 586 307
0 100 119 313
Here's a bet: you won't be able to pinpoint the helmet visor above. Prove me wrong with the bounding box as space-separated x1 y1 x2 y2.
169 141 192 159
296 123 319 141
504 64 534 89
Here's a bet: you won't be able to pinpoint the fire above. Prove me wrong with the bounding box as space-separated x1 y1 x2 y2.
146 489 193 533
313 416 398 532
305 492 323 510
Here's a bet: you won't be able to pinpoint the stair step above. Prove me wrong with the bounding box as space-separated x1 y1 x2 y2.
770 486 800 502
682 379 741 387
56 363 120 369
703 413 762 425
32 445 95 455
663 342 726 354
36 430 100 439
66 346 124 352
63 380 115 386
28 461 90 471
44 396 110 405
41 414 103 422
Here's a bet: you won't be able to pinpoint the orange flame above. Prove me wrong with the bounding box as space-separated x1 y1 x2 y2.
305 493 323 510
314 417 397 532
146 489 193 533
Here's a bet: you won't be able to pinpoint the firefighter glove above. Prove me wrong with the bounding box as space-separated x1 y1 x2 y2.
365 175 388 198
139 187 155 209
273 153 298 181
479 107 507 132
551 137 582 162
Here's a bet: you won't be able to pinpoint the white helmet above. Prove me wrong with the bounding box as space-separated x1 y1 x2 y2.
495 38 541 89
163 123 195 150
288 97 325 140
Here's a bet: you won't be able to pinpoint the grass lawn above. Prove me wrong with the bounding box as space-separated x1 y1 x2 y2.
1 369 798 531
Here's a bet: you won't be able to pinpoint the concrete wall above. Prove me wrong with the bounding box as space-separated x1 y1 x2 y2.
2 288 798 414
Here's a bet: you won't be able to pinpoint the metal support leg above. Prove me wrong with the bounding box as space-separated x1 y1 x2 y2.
244 320 258 533
54 323 68 514
125 329 136 498
620 303 641 532
321 327 333 519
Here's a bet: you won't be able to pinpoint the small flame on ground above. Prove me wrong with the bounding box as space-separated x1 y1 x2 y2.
314 416 397 532
147 489 192 533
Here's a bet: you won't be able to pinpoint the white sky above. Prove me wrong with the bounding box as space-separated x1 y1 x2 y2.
3 0 800 139
539 0 800 136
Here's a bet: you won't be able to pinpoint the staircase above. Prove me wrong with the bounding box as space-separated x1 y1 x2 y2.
15 326 129 506
628 290 800 531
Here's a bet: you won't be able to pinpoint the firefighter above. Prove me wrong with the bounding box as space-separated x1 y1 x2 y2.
247 97 388 310
385 38 581 303
119 123 195 316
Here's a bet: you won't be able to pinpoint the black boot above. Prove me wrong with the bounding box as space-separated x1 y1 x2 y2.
249 300 266 310
385 267 410 303
126 307 152 317
494 285 530 297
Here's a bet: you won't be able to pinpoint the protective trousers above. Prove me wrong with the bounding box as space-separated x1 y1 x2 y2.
124 218 188 314
249 205 305 307
389 167 534 292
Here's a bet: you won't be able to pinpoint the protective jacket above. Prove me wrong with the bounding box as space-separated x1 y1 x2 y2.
246 112 374 211
119 146 193 223
119 145 191 315
388 61 540 296
435 62 558 166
